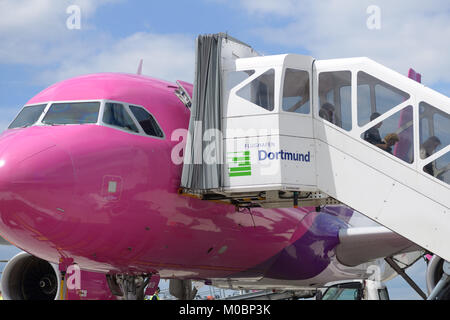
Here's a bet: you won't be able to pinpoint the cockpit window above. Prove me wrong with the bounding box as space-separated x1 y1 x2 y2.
42 102 100 125
103 103 139 133
8 104 47 129
129 105 164 138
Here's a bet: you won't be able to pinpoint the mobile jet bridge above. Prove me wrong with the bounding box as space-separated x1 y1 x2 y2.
179 34 450 274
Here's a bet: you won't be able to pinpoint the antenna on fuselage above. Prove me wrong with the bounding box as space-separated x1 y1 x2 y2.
137 59 143 75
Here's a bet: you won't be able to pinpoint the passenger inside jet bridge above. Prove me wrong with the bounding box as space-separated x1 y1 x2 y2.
363 112 401 155
319 102 335 123
379 133 400 154
421 136 442 176
363 112 383 145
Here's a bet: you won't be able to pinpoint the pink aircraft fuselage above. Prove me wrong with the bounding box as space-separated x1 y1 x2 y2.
0 73 345 283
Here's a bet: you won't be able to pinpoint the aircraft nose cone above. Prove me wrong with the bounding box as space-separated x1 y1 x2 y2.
0 131 76 247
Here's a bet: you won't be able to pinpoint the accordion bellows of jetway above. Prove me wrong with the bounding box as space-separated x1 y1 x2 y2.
180 33 450 261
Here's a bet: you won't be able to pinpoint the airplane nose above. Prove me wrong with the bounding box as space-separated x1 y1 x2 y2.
0 132 76 247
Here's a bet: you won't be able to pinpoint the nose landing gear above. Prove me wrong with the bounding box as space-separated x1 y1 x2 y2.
106 274 156 300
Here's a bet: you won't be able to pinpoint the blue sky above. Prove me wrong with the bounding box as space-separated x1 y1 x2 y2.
1 0 449 130
1 0 448 299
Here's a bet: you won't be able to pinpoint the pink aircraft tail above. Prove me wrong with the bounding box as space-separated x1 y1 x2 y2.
408 68 422 83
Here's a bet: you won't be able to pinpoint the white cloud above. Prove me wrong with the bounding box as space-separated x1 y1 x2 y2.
233 0 450 86
237 0 299 16
0 0 116 33
38 32 195 84
0 0 195 85
0 0 120 66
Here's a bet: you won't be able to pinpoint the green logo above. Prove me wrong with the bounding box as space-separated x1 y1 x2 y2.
228 151 251 177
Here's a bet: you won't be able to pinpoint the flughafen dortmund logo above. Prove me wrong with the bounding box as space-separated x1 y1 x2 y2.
227 151 252 177
228 149 312 178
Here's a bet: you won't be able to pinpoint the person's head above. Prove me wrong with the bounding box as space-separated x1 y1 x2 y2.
422 136 441 153
320 102 335 121
384 133 399 147
370 112 382 128
370 112 381 121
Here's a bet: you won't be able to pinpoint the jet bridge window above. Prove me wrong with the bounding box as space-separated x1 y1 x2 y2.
318 71 352 131
419 102 449 158
419 102 449 183
103 103 139 133
430 153 450 184
42 102 100 125
236 69 275 111
225 70 255 92
357 71 410 127
8 104 47 129
282 69 310 114
129 105 164 138
362 105 414 163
